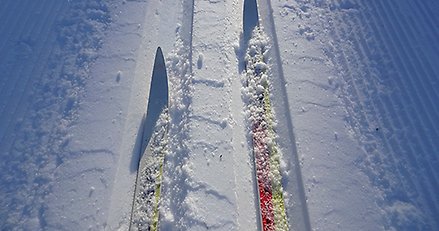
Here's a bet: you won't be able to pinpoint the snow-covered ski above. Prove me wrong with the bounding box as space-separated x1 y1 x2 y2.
130 47 169 231
243 0 289 230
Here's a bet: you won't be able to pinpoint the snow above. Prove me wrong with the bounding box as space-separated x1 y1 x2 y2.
1 0 439 230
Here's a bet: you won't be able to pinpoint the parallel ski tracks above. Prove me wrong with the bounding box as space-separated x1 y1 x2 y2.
331 4 424 214
0 0 47 114
367 0 439 187
367 0 439 224
409 1 439 52
0 1 66 144
373 0 439 124
327 0 439 228
0 1 68 228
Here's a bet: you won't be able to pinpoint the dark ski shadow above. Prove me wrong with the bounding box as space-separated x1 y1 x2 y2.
238 0 259 73
130 47 168 172
130 115 145 173
243 0 259 45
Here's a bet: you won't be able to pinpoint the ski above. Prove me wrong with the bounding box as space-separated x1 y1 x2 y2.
243 0 289 230
130 47 169 231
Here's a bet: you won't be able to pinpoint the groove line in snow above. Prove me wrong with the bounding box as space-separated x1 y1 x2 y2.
0 0 43 110
1 1 111 228
328 5 428 231
336 1 439 228
337 7 434 219
369 0 439 129
0 1 65 143
406 1 439 68
367 0 439 216
355 5 432 140
411 1 439 42
377 1 439 112
327 4 418 221
178 0 248 229
367 0 439 183
341 6 430 201
368 0 439 208
0 1 33 57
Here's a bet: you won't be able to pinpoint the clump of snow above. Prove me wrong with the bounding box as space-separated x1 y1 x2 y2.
298 24 315 41
197 53 204 69
385 201 427 230
241 26 289 231
131 110 169 230
158 32 195 229
116 70 122 82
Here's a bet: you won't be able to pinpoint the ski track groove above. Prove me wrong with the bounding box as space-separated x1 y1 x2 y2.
361 0 439 219
1 1 110 228
368 0 439 198
0 2 21 61
341 5 427 190
0 1 64 143
0 0 437 229
340 6 439 217
344 6 429 200
0 0 40 112
384 1 439 123
411 1 439 43
0 0 58 111
327 2 417 216
0 1 28 57
0 1 63 138
259 0 312 230
406 1 439 70
378 0 439 113
370 0 439 131
350 1 439 227
336 8 414 197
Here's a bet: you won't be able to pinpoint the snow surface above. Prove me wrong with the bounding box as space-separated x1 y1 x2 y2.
0 0 438 230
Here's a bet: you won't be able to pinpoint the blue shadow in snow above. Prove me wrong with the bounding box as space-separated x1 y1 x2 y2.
238 0 259 73
130 47 168 172
243 0 259 45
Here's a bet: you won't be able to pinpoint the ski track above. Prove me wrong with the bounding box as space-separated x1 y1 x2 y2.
322 0 439 229
162 0 257 229
104 1 183 230
0 0 63 142
0 0 114 229
356 1 438 228
257 1 312 230
1 0 438 230
0 1 69 229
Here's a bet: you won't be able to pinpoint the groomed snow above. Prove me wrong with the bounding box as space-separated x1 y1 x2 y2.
0 0 438 230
